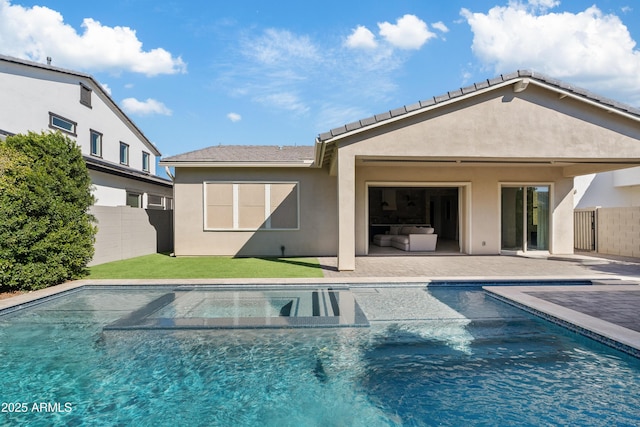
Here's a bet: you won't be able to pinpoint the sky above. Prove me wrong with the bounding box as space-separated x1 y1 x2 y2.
1 0 640 172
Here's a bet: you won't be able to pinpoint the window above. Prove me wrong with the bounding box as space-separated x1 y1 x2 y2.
90 130 102 157
142 151 150 172
501 186 550 251
120 142 129 165
204 182 299 230
49 112 76 135
80 83 92 108
147 194 163 209
126 192 141 208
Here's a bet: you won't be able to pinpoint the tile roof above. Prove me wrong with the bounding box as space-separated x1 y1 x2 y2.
317 70 640 142
161 145 315 163
163 70 640 168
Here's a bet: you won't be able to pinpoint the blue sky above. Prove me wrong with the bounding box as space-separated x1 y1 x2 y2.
1 0 640 168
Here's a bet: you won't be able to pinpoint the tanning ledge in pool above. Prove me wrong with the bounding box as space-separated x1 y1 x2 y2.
103 289 369 330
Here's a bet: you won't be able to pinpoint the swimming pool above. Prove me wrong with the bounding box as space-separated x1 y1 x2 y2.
1 285 640 426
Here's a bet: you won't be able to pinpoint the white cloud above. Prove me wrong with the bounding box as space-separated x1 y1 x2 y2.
217 24 409 120
0 0 186 76
526 0 560 11
345 25 378 49
378 14 436 50
227 112 242 122
431 21 449 33
248 28 319 65
255 92 310 115
221 29 323 116
462 2 640 105
121 98 172 116
99 82 112 96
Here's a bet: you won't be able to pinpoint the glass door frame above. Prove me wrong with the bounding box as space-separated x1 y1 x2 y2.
500 183 552 253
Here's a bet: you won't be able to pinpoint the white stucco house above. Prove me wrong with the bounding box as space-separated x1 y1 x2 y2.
0 54 173 209
575 168 640 209
0 54 174 265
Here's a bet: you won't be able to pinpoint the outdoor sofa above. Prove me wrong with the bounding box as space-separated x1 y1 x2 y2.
373 225 437 251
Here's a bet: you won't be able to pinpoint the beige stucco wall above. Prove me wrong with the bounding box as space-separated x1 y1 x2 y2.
353 165 574 256
90 206 173 266
170 82 640 267
332 83 640 269
335 85 640 163
173 167 337 257
597 207 640 258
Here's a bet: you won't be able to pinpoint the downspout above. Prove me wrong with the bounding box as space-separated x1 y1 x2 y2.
313 137 326 168
164 166 175 181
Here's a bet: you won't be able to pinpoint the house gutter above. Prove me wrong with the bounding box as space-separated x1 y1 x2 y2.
158 161 314 168
313 137 326 168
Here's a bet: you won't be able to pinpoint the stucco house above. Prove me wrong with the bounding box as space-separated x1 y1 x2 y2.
0 54 174 264
573 155 640 257
160 70 640 271
0 54 172 210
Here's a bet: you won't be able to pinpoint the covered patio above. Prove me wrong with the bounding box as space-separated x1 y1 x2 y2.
315 71 640 270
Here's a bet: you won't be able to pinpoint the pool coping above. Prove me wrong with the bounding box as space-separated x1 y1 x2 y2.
3 276 639 357
484 285 640 357
0 275 612 312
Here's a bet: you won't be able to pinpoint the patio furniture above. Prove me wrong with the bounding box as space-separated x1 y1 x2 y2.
373 226 437 251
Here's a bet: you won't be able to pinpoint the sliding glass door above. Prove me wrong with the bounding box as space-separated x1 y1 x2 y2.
501 186 549 251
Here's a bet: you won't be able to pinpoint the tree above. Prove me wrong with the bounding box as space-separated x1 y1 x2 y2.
0 132 96 290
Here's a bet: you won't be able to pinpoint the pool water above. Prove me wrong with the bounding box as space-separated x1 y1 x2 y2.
1 286 640 426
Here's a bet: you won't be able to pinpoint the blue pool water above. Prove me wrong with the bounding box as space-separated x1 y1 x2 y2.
1 285 640 426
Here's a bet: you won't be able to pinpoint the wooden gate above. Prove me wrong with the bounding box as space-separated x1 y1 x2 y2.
574 209 596 251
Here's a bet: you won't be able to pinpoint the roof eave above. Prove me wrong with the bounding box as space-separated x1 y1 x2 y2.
159 160 316 168
319 78 519 146
0 54 162 157
84 156 172 187
315 75 640 166
526 78 640 124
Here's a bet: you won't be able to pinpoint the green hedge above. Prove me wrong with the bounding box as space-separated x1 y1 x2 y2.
0 132 96 290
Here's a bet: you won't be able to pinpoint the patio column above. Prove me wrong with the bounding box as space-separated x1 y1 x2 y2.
337 150 356 271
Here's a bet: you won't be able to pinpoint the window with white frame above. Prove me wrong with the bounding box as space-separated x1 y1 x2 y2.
120 142 129 165
90 130 102 157
204 182 299 230
49 112 76 135
126 192 141 208
147 194 164 209
142 151 150 172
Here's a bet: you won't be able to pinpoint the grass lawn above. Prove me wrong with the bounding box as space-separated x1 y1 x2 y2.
88 253 324 279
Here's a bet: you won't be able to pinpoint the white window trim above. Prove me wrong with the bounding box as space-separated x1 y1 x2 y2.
147 193 164 209
125 191 142 208
203 181 300 231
